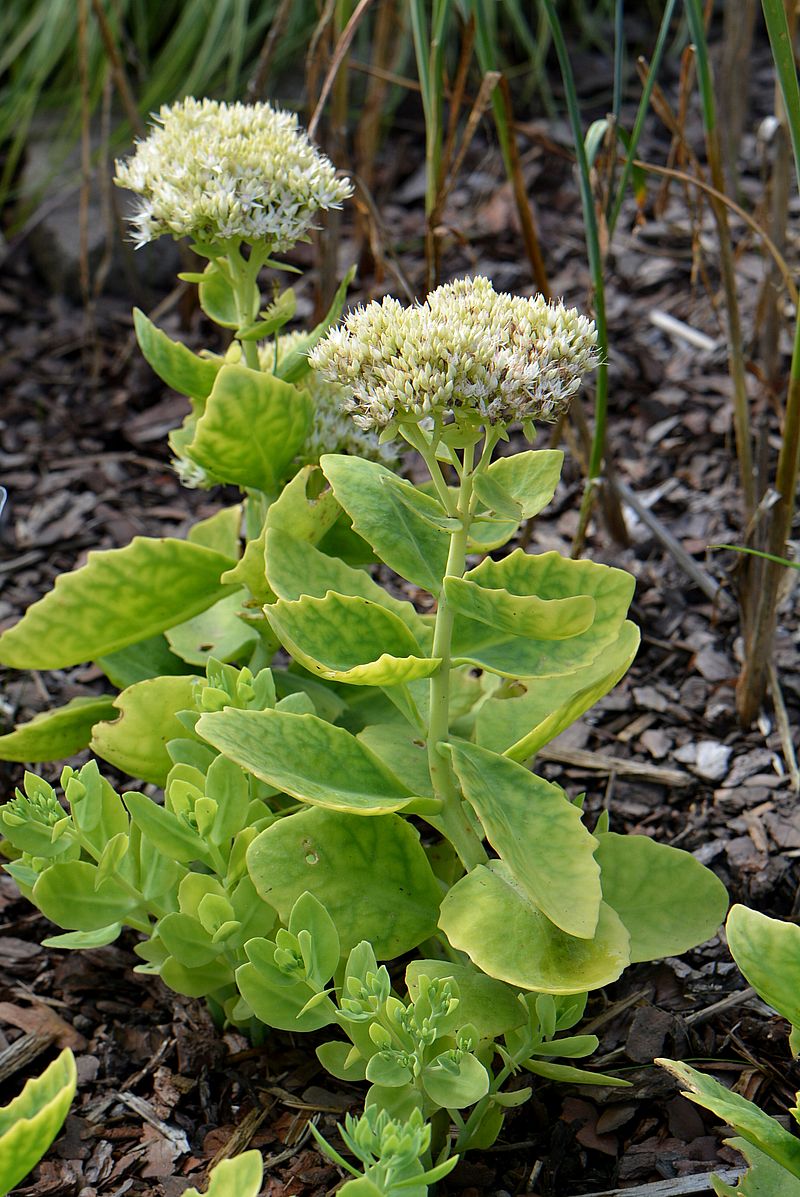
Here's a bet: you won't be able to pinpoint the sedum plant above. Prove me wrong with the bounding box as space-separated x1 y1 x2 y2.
0 99 730 1192
659 906 800 1196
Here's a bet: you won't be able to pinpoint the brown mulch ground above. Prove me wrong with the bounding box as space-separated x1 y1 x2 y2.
2 34 800 1197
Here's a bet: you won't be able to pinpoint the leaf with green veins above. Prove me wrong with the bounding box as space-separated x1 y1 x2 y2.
451 550 634 678
187 505 242 557
159 955 234 999
196 708 417 814
0 1047 77 1197
447 741 601 939
317 1041 368 1082
0 696 118 763
166 590 259 667
91 675 203 786
472 471 523 520
595 832 728 961
379 474 461 530
523 1059 629 1087
276 266 356 384
659 1059 800 1178
475 621 640 759
183 1151 264 1197
42 925 121 949
265 528 429 640
32 861 141 931
485 450 564 518
133 307 221 402
357 725 433 797
725 905 800 1027
247 807 440 958
199 262 259 329
264 465 342 542
273 671 348 724
235 939 336 1031
405 961 526 1039
99 634 197 688
423 1052 490 1109
123 792 209 864
267 593 440 686
0 538 235 669
157 912 218 967
321 455 448 593
187 365 312 494
445 577 595 641
439 862 630 994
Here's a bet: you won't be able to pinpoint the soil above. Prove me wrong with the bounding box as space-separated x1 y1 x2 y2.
2 28 800 1197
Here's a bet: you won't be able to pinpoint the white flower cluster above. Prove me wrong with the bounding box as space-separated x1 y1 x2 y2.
262 335 398 468
115 98 352 250
309 276 599 432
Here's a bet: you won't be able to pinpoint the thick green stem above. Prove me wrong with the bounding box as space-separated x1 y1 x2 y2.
226 244 261 370
425 447 488 872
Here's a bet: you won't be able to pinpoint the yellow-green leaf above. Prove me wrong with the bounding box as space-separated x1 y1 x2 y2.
188 365 312 493
321 455 448 593
0 1048 77 1197
265 528 428 640
166 590 258 667
658 1059 800 1179
0 538 235 669
91 675 202 786
439 862 629 994
32 861 140 931
0 696 117 763
248 807 440 957
196 708 416 814
445 577 595 640
448 741 601 939
187 505 242 557
726 905 800 1028
266 592 439 685
133 308 220 402
595 832 728 962
183 1151 264 1197
405 960 526 1040
451 549 634 678
485 450 564 518
475 621 640 759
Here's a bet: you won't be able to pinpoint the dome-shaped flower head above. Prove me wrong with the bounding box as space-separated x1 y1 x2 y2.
309 276 600 435
114 97 352 251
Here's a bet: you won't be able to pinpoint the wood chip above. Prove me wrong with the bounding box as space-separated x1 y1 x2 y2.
0 1031 54 1084
537 745 692 786
579 1167 744 1195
